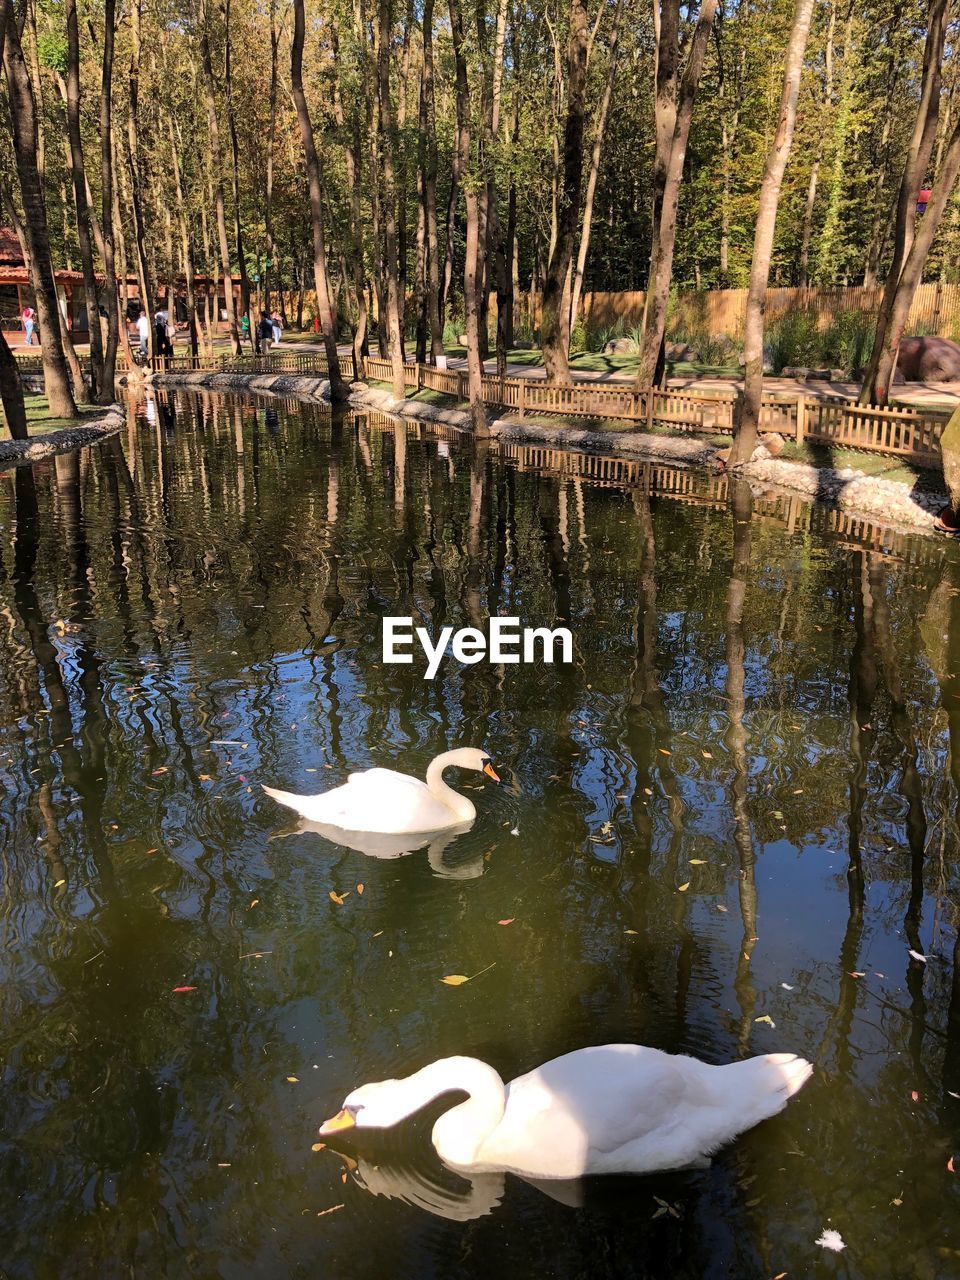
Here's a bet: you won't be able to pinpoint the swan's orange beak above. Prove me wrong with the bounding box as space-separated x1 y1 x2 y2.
319 1108 356 1136
482 761 500 783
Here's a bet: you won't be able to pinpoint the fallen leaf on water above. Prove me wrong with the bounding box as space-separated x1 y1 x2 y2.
891 1196 902 1206
249 899 259 908
755 1014 776 1028
781 983 794 991
689 859 707 865
658 748 671 756
286 1076 299 1083
625 929 639 936
317 1204 344 1217
53 879 66 888
771 1273 788 1279
329 890 350 905
172 985 197 994
600 821 612 835
372 930 383 938
701 751 713 759
498 918 515 926
510 826 520 836
677 882 690 892
771 810 784 820
643 788 653 796
814 1229 845 1253
218 1162 231 1168
908 950 928 963
152 767 168 776
341 1171 348 1184
356 884 364 895
849 971 866 979
911 1091 919 1102
793 788 804 794
198 773 213 782
311 1142 326 1153
716 904 728 912
949 1157 956 1173
146 848 158 856
441 962 496 986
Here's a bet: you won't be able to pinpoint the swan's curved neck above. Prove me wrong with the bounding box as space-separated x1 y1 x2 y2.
410 1057 506 1168
425 752 477 822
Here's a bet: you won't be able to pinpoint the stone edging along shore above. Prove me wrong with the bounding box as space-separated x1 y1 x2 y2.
0 403 125 468
153 370 950 536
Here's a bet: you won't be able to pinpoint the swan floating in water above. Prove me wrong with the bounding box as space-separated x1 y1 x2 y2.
263 747 500 835
319 1044 813 1179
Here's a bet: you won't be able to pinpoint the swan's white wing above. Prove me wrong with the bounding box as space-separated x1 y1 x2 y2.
322 768 457 833
485 1045 713 1178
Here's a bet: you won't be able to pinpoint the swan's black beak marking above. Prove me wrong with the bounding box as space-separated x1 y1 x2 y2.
482 759 501 784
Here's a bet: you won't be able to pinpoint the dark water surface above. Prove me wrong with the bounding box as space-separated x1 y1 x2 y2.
2 390 960 1278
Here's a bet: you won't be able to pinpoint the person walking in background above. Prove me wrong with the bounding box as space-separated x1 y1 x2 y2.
21 305 35 346
271 310 283 345
258 311 274 355
136 309 150 359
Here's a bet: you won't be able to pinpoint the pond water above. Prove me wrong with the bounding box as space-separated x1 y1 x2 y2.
1 390 960 1278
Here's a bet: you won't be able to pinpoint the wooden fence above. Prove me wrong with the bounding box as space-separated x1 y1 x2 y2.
364 356 950 463
13 347 952 465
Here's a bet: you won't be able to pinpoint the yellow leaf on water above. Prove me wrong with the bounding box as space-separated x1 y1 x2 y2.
689 859 707 865
441 975 470 986
53 879 66 888
356 884 364 895
625 929 639 935
701 751 713 759
286 1076 299 1083
329 891 349 905
658 748 671 756
677 882 690 892
754 1014 776 1028
311 1142 326 1153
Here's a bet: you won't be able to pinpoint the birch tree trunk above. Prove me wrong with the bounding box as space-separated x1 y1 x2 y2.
860 0 950 405
635 0 718 390
290 0 349 399
64 0 104 398
2 16 77 418
540 0 588 384
729 0 815 466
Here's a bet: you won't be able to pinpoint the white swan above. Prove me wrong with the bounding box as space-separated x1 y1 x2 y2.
262 747 500 834
319 1045 813 1179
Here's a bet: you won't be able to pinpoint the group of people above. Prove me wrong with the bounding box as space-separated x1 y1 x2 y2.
135 308 176 361
241 309 284 353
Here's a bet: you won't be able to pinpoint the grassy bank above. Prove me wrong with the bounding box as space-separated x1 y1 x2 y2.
2 394 108 441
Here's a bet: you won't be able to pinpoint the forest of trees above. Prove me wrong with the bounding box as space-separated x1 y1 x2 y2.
1 0 960 430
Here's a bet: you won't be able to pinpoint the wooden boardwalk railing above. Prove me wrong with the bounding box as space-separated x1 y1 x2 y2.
14 348 953 465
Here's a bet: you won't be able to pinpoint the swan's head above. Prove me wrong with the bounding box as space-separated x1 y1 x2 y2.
444 747 500 783
319 1078 410 1135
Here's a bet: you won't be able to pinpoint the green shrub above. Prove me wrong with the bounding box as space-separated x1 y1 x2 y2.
765 309 822 372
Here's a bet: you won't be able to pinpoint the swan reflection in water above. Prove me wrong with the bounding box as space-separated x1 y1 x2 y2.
322 1139 696 1222
271 818 484 879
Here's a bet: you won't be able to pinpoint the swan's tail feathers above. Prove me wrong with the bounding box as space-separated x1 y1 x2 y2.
261 784 309 816
723 1052 813 1122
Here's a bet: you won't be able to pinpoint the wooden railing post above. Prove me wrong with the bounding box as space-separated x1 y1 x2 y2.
795 393 806 444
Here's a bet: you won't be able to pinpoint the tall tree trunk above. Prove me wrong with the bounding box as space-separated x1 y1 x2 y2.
290 0 349 399
375 0 407 399
0 327 28 439
169 119 198 358
331 24 369 377
125 0 154 361
860 0 949 405
199 0 241 356
449 0 488 432
730 0 815 465
540 0 588 384
861 119 960 405
98 0 120 402
797 3 835 286
263 0 279 313
570 0 624 334
64 0 104 398
2 16 76 418
635 0 718 389
224 0 253 351
421 0 446 366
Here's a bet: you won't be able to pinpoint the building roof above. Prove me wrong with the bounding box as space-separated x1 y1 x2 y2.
0 227 22 265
